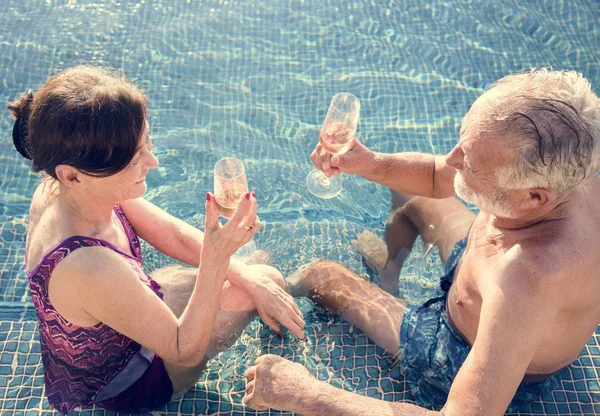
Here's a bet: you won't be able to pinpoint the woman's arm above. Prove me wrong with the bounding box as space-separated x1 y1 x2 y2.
53 193 259 367
121 198 204 267
121 197 305 339
121 198 276 293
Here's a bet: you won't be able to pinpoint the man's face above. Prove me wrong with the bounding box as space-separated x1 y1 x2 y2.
446 109 518 218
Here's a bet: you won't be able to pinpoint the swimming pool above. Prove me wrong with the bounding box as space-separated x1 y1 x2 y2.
1 0 599 414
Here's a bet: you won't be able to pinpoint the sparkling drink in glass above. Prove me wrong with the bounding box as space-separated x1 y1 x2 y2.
306 92 360 199
213 157 257 260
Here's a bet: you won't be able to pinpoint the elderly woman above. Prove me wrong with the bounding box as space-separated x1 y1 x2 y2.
8 66 305 414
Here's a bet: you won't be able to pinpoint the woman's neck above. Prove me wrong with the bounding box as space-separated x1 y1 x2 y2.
59 184 115 228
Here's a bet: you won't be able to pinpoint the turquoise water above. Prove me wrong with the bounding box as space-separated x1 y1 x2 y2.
0 1 599 415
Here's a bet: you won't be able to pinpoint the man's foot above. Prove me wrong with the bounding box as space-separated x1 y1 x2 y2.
353 231 387 272
285 262 318 298
354 230 410 294
380 247 410 294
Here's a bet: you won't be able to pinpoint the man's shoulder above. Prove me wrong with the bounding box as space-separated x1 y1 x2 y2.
494 240 562 287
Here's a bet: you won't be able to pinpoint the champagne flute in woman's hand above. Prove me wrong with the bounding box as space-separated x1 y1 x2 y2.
306 92 360 198
213 157 257 261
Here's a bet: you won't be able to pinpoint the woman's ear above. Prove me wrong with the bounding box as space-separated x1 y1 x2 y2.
54 165 82 188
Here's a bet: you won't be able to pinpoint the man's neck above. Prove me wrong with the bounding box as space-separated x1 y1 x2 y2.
488 193 571 230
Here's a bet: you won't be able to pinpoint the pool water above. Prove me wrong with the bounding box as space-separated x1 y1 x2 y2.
0 1 599 415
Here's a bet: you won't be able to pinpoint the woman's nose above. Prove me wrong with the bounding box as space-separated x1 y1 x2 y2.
148 152 159 169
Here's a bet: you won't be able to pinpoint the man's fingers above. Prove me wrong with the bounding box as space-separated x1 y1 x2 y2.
254 354 269 365
330 154 342 168
244 366 256 382
311 144 323 169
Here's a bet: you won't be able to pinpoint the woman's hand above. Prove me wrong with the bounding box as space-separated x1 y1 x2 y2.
243 266 306 340
202 192 261 261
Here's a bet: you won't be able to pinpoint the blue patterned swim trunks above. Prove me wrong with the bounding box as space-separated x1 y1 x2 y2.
399 238 568 413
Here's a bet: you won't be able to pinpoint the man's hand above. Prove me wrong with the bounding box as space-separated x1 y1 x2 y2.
245 354 318 412
243 266 306 340
310 138 376 178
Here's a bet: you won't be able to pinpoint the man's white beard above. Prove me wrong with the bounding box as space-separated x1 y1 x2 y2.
454 173 516 219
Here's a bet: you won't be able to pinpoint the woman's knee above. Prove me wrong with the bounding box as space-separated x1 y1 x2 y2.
251 264 285 288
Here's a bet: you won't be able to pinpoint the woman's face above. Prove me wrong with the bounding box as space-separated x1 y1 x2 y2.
84 122 159 203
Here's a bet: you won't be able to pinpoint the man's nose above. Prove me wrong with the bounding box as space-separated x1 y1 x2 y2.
445 145 464 171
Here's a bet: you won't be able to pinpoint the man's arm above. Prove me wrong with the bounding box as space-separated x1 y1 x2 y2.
364 152 456 198
288 381 437 416
313 139 456 198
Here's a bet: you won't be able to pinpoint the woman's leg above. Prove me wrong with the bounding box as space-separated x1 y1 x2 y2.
151 263 284 396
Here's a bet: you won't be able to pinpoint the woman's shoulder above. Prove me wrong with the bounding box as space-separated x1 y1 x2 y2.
29 177 57 218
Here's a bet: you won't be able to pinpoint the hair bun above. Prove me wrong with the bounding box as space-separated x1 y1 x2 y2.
7 90 34 160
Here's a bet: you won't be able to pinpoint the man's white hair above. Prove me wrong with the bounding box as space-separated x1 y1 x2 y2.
471 68 600 195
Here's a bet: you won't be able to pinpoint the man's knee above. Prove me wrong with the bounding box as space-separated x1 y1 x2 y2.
304 259 349 281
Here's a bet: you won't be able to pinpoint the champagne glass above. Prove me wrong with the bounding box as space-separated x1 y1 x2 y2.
213 157 257 261
306 92 360 199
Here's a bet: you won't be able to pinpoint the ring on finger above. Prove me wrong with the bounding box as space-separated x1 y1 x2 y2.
243 223 254 232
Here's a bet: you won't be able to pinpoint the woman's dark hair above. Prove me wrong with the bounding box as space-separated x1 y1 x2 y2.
7 66 148 178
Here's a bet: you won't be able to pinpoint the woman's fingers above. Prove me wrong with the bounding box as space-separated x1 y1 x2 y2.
228 192 251 227
241 192 258 233
260 313 282 334
290 308 306 330
204 192 220 233
277 314 305 340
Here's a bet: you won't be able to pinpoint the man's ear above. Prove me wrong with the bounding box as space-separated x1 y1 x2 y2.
521 188 552 210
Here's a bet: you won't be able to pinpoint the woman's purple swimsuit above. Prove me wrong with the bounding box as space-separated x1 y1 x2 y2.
27 205 173 413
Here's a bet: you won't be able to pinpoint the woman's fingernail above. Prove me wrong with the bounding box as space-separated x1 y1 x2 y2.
206 193 211 201
276 332 283 341
245 192 251 200
252 191 256 198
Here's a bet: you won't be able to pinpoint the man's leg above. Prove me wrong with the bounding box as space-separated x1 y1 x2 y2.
287 260 406 356
356 192 475 293
151 262 283 396
400 195 475 263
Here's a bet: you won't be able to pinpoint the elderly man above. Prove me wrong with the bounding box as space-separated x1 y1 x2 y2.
244 69 600 416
